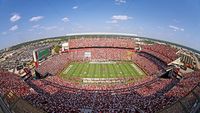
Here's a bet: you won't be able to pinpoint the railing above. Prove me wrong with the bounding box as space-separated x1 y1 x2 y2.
158 83 200 113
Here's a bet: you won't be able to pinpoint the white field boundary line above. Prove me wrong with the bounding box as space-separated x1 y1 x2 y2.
89 61 116 64
131 64 144 75
63 65 73 74
82 78 125 83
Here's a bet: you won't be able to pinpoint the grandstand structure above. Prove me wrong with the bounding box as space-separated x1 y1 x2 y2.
0 33 200 113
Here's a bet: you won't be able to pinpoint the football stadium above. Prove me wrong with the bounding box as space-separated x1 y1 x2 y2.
0 34 200 113
0 1 200 113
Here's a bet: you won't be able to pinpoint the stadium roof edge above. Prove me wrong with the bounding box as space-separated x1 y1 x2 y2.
65 32 138 37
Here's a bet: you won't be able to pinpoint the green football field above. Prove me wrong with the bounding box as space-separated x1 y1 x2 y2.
60 62 145 80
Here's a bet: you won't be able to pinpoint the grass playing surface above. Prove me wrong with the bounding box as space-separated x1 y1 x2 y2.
60 62 145 80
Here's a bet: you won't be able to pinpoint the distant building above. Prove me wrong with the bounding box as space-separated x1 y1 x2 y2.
61 42 69 52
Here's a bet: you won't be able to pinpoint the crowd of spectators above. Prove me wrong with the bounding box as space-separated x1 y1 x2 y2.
69 38 135 49
68 48 133 61
135 78 172 96
138 52 167 69
0 70 30 97
164 70 200 98
132 54 163 75
37 53 69 75
20 71 198 113
141 44 178 64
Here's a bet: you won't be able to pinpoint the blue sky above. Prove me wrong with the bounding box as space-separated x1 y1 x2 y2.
0 0 200 50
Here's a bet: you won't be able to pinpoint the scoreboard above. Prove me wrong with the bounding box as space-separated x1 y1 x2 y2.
33 47 51 68
37 48 51 61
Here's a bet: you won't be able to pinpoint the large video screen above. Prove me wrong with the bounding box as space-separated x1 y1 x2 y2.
38 48 50 61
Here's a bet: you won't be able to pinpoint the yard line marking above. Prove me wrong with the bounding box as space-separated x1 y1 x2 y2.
63 65 73 74
131 64 143 75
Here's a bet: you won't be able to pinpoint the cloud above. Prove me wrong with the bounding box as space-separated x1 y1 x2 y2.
28 25 40 31
30 24 57 31
112 15 131 20
107 15 132 24
169 25 184 31
62 17 69 22
1 32 7 35
9 25 18 31
29 16 44 22
72 6 78 9
10 14 21 22
115 0 126 5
